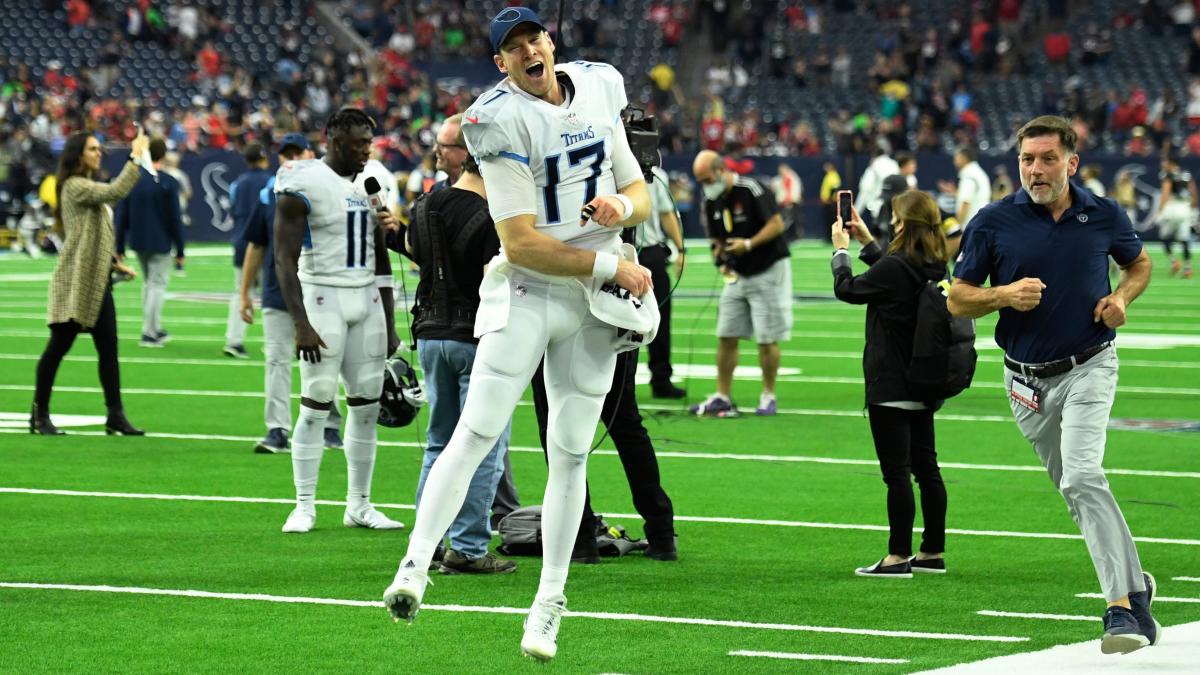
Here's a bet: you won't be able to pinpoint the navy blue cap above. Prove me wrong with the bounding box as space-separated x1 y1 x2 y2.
489 6 547 53
279 132 310 151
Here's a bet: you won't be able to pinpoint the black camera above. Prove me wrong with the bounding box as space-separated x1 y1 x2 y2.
622 106 660 182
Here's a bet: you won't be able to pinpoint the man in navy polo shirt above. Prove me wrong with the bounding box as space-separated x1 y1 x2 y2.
948 115 1157 655
238 133 343 454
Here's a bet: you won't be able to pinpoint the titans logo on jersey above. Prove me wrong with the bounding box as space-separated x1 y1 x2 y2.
462 60 628 249
274 158 394 288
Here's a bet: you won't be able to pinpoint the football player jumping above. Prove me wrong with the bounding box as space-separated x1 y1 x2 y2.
383 7 654 662
273 107 404 533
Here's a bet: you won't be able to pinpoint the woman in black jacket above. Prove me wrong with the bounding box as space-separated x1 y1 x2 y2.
831 190 950 578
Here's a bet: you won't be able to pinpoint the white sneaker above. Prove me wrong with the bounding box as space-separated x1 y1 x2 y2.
343 504 405 530
520 596 567 662
281 506 316 533
383 560 431 624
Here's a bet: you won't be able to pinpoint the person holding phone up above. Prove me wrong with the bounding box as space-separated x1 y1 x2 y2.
830 190 951 578
32 129 150 435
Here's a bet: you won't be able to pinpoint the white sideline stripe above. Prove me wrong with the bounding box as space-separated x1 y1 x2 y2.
1 350 1193 374
728 650 908 664
2 487 1198 547
0 582 1028 643
1173 576 1200 582
0 312 228 327
1076 593 1200 603
3 427 1198 480
976 610 1098 622
0 385 1018 422
0 329 263 344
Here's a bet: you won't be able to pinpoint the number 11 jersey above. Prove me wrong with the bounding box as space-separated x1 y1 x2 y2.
274 158 394 288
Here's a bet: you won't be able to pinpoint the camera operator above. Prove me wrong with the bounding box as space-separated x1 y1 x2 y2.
830 190 950 578
690 150 790 417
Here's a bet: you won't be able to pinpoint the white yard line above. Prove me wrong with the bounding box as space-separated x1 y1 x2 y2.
2 427 1197 480
1172 577 1200 582
914 620 1200 674
0 582 1027 643
2 487 1198 546
976 610 1098 622
1076 593 1200 604
727 650 907 664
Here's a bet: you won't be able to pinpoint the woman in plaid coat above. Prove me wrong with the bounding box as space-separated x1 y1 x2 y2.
31 131 150 435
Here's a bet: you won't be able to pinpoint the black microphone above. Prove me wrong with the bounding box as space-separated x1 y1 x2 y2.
364 176 387 212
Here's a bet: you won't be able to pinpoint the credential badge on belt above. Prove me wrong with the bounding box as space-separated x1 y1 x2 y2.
1010 376 1042 414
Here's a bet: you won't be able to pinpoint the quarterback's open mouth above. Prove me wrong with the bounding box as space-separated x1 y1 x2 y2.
525 62 545 78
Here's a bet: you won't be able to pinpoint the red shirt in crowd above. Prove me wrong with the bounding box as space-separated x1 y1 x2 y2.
67 0 90 28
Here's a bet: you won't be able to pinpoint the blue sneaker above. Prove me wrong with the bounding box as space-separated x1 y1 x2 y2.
324 428 344 450
755 394 777 416
254 427 289 454
1129 572 1161 646
1101 605 1149 654
689 394 738 418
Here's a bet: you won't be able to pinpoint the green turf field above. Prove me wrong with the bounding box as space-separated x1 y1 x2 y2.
1 242 1197 673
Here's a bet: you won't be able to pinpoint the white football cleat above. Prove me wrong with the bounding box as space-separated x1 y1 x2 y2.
343 505 405 530
281 506 316 533
383 560 431 624
520 596 567 662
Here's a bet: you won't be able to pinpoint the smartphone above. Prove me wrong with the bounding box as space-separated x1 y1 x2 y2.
837 190 853 228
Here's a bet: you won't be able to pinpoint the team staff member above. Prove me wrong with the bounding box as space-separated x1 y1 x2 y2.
115 137 185 347
32 130 149 436
690 150 790 417
949 115 1158 655
239 133 344 454
1156 156 1196 278
831 192 949 579
225 143 272 359
638 164 686 399
937 147 991 259
406 148 516 576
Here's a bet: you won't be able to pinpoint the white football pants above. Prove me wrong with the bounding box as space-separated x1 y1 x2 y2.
262 307 342 432
402 274 618 601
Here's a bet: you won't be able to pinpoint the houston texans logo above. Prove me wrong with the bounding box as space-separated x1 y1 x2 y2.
316 296 325 305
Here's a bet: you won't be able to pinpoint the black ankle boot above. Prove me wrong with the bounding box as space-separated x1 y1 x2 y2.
29 403 66 436
105 409 145 436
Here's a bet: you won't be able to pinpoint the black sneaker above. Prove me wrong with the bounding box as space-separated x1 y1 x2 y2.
651 382 686 399
1129 572 1161 646
909 556 946 574
571 538 601 564
224 344 250 359
438 550 517 575
254 427 289 454
1101 605 1149 654
645 536 678 561
854 558 913 578
155 330 172 344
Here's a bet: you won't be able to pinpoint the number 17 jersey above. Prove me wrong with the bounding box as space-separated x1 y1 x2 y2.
273 158 395 288
462 60 634 251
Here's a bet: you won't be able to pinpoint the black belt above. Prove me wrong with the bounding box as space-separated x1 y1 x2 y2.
1004 342 1112 379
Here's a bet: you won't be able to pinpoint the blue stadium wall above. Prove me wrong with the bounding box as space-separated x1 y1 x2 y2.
103 152 1184 243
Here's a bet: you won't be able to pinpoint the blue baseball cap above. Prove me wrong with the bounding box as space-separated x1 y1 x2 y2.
489 6 547 53
279 132 310 152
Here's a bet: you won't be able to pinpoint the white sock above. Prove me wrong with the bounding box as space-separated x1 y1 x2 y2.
344 402 380 511
536 449 589 604
291 405 330 509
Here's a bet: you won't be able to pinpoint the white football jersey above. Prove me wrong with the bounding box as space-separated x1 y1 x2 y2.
463 60 632 251
274 158 394 288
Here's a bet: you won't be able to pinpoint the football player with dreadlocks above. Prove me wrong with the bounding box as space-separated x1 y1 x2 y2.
272 107 404 533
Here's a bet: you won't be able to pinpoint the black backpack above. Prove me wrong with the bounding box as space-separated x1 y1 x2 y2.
905 278 977 400
496 506 648 558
